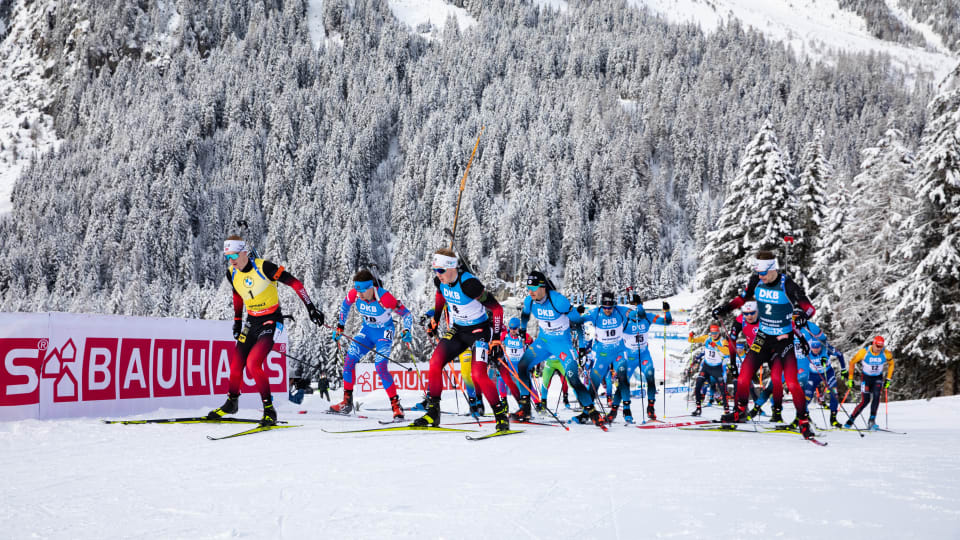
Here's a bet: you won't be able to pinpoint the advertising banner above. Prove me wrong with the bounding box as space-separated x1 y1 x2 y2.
0 312 287 421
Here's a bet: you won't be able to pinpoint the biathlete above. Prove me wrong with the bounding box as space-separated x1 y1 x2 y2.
583 292 630 423
845 336 895 430
208 236 325 426
799 332 846 428
610 296 672 422
688 325 730 416
512 272 603 426
713 250 818 439
414 249 510 431
328 269 413 420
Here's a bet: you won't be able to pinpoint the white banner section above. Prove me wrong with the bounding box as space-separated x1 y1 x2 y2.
0 312 287 421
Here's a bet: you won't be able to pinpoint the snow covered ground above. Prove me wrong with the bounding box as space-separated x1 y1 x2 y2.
3 291 958 539
3 391 958 538
630 0 957 84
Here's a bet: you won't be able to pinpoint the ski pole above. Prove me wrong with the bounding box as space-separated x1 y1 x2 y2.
662 312 667 420
324 324 412 371
402 342 430 404
450 360 482 426
884 387 889 430
837 401 865 438
494 352 570 430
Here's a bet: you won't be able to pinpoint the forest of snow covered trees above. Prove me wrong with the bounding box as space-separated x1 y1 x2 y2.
0 0 957 397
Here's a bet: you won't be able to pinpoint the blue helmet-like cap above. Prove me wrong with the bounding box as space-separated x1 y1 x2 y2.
508 317 522 329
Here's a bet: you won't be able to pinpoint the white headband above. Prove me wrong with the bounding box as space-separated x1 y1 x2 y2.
754 258 778 273
432 253 458 269
742 301 758 313
224 240 247 253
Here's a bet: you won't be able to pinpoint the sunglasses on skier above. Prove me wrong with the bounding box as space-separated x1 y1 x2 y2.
433 267 450 275
224 253 241 261
742 310 757 317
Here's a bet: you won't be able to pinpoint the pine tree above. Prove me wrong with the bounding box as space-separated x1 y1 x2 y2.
886 87 960 397
793 128 832 289
808 177 850 337
836 129 916 346
692 120 796 329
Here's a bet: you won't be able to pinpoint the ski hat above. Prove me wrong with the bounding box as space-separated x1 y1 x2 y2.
809 339 822 350
630 293 643 305
742 300 758 314
736 341 746 350
432 253 458 270
526 271 547 290
354 280 374 293
223 239 247 254
508 317 522 330
708 324 720 333
754 257 778 274
873 335 885 348
600 292 616 308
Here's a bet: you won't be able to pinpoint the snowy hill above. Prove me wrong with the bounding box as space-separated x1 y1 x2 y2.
630 0 957 83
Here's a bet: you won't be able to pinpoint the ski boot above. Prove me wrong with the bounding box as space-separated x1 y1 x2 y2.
770 404 784 423
786 418 799 431
721 404 747 424
843 418 854 428
328 389 354 414
535 399 547 413
623 401 634 424
411 397 427 411
411 396 441 427
468 397 484 418
510 395 532 422
867 416 878 431
571 405 600 425
604 404 619 424
691 404 702 417
585 405 605 427
797 415 816 439
260 397 277 427
390 395 404 420
563 393 571 408
493 399 510 432
207 393 239 420
830 411 842 428
747 405 764 419
646 399 657 420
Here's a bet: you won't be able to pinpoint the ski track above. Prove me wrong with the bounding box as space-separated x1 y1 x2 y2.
2 300 959 538
3 394 960 538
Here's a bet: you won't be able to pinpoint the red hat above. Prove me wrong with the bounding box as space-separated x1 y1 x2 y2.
872 335 885 348
709 324 720 333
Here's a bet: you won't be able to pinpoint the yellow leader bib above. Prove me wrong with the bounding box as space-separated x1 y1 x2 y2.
232 259 280 316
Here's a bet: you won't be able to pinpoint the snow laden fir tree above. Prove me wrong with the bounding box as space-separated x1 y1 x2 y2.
887 83 960 396
693 120 798 328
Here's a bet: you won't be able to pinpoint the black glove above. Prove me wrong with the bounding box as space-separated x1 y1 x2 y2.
840 368 849 380
662 301 670 312
232 319 242 340
793 308 809 328
519 328 526 340
426 319 439 338
711 305 728 320
306 304 325 327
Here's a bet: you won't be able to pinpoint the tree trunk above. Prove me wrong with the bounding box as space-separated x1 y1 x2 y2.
944 364 957 397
